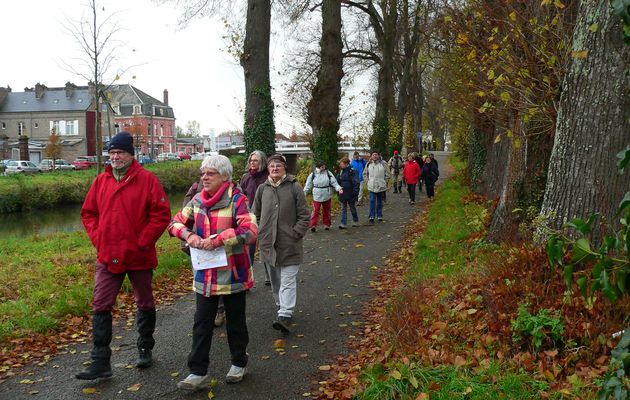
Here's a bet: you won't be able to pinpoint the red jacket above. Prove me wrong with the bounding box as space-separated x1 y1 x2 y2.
81 160 171 273
403 160 421 184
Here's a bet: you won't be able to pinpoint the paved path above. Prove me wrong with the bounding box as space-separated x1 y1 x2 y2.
1 153 452 400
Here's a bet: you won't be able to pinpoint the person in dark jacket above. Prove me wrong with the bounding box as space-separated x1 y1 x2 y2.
336 157 360 229
239 150 270 286
77 132 171 380
422 156 439 199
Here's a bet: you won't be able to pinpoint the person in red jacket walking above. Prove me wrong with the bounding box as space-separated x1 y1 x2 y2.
403 152 421 205
76 131 171 380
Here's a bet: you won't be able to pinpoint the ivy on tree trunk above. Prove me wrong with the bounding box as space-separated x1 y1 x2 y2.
307 0 343 170
241 0 276 158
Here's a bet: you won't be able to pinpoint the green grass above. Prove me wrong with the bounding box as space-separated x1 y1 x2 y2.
358 362 550 400
356 156 554 399
0 230 190 343
412 170 491 279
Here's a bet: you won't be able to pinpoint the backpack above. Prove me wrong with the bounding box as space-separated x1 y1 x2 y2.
310 170 335 189
391 156 403 173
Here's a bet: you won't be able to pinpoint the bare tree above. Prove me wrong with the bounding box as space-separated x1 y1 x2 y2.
62 0 126 173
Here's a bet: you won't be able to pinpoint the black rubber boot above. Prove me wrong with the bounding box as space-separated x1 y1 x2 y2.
136 308 156 368
76 312 113 380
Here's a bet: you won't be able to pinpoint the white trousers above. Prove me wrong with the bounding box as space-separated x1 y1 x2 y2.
266 263 299 318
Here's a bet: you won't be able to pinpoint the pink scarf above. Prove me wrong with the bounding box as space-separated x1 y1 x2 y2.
200 181 230 208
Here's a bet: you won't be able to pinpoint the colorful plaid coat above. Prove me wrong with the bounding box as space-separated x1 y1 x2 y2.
168 183 258 296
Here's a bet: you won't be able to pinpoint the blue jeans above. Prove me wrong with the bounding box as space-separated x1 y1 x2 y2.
340 201 358 225
368 191 384 219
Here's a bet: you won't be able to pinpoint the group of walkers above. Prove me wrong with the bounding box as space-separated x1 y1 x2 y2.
74 131 439 391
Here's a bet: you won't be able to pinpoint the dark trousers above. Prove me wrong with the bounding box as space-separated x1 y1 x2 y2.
188 291 249 375
407 184 416 202
426 182 435 198
92 263 154 312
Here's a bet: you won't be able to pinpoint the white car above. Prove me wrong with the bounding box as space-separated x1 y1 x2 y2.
5 160 40 174
39 159 77 172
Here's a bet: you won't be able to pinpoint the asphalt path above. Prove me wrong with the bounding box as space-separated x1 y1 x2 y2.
0 153 451 400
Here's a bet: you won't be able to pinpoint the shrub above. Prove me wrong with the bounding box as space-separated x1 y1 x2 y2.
511 304 565 351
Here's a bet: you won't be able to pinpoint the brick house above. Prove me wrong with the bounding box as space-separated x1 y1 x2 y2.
106 85 176 158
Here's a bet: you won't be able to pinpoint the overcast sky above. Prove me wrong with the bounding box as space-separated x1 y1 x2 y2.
0 0 303 136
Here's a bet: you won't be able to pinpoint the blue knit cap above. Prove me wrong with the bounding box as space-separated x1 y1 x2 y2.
108 131 134 155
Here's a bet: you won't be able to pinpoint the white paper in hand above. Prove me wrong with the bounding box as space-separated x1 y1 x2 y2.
189 247 228 270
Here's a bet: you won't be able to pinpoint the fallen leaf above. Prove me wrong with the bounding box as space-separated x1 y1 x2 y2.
355 244 364 248
274 339 286 349
127 383 142 392
207 391 215 399
82 388 98 394
416 394 430 400
170 372 180 377
319 365 331 371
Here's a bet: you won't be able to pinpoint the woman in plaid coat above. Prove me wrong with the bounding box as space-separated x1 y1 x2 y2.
168 155 258 390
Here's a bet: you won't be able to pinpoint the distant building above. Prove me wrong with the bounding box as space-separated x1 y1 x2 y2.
175 137 203 154
0 83 103 163
0 82 176 162
106 85 176 158
214 133 244 150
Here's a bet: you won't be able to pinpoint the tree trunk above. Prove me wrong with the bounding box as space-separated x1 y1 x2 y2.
539 0 630 241
487 115 527 243
241 0 276 157
370 0 398 157
307 0 343 170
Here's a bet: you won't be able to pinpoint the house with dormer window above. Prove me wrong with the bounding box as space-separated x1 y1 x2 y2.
0 83 175 162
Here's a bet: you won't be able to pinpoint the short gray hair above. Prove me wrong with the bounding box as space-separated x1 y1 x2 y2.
248 150 268 172
200 154 233 181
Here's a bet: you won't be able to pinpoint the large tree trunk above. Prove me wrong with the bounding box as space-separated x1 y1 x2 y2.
370 0 398 157
307 0 343 169
539 0 630 241
241 0 276 157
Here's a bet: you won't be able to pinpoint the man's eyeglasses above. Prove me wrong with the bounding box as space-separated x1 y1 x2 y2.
200 171 219 177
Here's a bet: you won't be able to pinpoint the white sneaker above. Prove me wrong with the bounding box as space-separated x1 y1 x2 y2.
177 373 211 390
225 365 246 383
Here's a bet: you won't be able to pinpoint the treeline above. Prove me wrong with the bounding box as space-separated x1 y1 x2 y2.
164 0 629 242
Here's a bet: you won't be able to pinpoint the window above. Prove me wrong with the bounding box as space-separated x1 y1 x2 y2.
133 105 141 114
49 119 79 136
18 122 25 136
34 123 39 129
1 122 5 129
160 125 164 138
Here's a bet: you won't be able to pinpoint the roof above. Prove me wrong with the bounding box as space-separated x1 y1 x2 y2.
106 84 174 119
0 88 91 113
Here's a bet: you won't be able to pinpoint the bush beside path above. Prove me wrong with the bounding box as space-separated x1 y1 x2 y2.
0 153 453 400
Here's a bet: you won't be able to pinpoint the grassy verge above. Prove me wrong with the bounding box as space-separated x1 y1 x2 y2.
351 156 562 399
0 161 202 213
0 231 190 343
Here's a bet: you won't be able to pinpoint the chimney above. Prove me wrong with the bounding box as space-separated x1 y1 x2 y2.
0 87 8 107
163 89 169 106
65 82 77 98
35 83 47 99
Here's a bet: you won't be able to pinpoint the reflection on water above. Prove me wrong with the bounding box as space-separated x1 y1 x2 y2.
0 192 186 238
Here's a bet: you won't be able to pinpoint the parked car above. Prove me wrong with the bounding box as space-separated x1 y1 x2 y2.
138 156 155 166
39 159 76 172
190 152 205 161
5 160 40 174
72 156 98 170
178 151 192 160
0 159 13 169
156 152 181 161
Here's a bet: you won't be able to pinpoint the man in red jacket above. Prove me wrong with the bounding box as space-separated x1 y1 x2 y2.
76 132 171 380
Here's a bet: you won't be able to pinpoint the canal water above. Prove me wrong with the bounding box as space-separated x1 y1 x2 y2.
0 192 187 238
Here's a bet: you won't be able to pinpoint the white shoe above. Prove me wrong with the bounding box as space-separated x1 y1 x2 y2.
177 373 211 390
225 365 247 383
